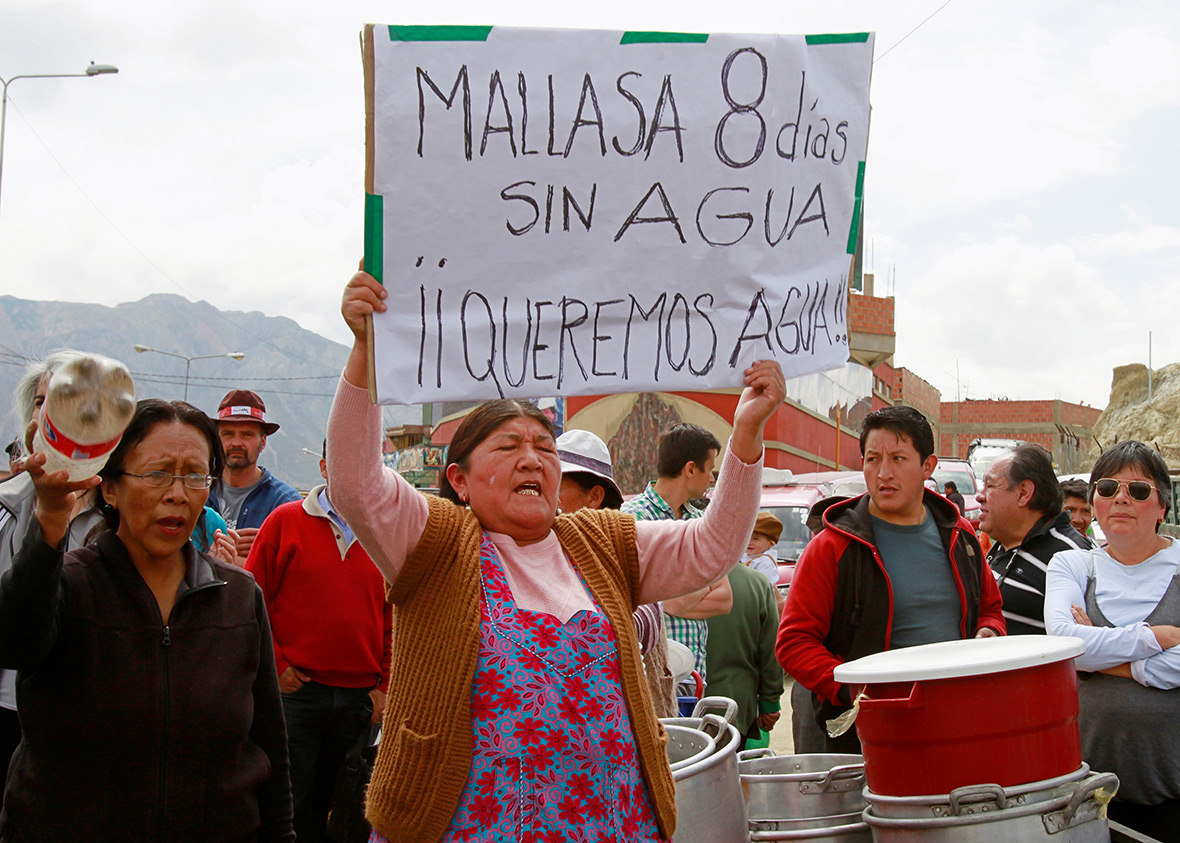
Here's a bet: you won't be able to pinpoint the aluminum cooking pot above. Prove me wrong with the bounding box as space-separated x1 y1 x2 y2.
663 696 740 733
863 771 1118 843
747 818 871 842
863 764 1092 819
668 715 749 843
738 749 866 820
664 723 716 773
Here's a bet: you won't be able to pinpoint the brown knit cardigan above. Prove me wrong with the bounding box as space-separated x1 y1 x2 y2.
365 494 677 842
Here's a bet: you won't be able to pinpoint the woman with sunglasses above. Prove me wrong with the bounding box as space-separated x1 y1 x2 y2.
1045 441 1180 838
0 399 293 842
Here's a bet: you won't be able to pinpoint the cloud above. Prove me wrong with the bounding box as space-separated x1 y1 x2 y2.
893 235 1133 405
1075 224 1180 259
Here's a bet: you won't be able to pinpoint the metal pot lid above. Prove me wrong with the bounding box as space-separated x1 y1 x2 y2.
833 635 1085 684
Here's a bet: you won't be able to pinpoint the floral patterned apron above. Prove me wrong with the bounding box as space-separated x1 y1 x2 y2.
370 533 663 843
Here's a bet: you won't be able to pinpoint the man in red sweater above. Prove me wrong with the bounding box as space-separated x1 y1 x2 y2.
246 443 392 843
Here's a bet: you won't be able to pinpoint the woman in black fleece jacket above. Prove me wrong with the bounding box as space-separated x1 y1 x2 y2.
0 399 293 842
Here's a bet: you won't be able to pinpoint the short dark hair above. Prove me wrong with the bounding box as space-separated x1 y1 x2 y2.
563 471 622 510
943 480 958 493
1060 478 1089 502
439 399 556 505
95 399 226 533
1090 441 1172 525
859 406 934 462
996 444 1063 515
656 423 721 478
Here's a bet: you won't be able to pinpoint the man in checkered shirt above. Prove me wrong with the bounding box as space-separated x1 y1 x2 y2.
622 423 733 684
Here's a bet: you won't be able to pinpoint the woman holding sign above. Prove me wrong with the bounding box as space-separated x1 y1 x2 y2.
328 269 784 842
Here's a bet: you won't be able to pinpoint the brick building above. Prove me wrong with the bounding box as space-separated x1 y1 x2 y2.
893 367 941 442
940 399 1102 474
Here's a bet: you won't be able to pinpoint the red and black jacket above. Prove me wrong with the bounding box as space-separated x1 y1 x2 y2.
776 489 1006 726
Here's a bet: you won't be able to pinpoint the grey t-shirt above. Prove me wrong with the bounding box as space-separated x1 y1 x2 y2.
218 480 260 530
871 507 962 649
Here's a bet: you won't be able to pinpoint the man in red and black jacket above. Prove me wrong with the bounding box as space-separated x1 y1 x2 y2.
777 406 1005 753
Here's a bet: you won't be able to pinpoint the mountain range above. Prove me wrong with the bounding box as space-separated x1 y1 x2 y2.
0 294 420 490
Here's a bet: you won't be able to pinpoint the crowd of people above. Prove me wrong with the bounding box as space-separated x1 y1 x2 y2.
0 270 1174 841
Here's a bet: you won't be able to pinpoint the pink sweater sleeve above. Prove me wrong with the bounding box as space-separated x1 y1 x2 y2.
634 446 763 604
325 376 428 584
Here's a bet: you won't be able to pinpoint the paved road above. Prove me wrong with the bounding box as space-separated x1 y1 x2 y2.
768 678 797 755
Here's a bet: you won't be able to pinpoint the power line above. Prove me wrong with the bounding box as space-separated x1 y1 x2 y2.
875 0 957 63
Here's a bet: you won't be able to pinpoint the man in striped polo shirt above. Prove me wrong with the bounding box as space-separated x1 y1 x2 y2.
979 443 1091 634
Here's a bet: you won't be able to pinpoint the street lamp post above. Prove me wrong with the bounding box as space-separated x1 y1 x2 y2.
134 345 246 402
0 62 119 219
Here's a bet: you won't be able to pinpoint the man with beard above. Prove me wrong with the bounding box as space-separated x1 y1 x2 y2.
209 389 301 562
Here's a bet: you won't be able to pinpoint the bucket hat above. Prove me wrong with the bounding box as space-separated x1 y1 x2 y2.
557 429 623 509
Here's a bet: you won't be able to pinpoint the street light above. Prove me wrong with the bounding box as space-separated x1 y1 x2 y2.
0 62 119 219
134 345 246 402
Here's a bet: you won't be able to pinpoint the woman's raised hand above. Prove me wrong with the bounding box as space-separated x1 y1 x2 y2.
729 360 786 464
341 267 387 343
340 266 388 387
24 422 101 547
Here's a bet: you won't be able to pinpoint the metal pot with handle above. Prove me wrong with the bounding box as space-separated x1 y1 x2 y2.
863 771 1118 843
665 701 749 843
738 749 867 820
665 723 716 773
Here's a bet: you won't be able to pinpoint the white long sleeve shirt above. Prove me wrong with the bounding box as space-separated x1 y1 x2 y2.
1045 541 1180 689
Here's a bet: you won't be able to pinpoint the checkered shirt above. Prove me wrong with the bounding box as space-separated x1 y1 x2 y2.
622 483 709 678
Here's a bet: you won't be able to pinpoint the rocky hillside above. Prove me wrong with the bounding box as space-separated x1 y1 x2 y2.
0 294 419 490
1092 363 1180 465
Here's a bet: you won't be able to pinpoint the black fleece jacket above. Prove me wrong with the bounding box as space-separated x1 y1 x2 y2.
0 523 293 843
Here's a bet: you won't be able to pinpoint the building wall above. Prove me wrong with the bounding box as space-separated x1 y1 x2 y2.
939 398 1102 473
848 293 895 336
895 368 941 420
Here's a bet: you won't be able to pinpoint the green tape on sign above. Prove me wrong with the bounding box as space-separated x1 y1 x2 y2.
620 31 709 44
364 193 384 284
846 161 866 256
388 25 493 42
806 33 871 45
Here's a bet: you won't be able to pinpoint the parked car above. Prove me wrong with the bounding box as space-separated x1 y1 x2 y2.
759 474 833 600
933 457 982 530
966 438 1026 483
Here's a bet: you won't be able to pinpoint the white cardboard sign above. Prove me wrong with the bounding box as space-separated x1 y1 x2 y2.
363 25 874 403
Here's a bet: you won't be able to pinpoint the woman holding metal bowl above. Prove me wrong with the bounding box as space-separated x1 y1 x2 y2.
0 399 293 842
1045 440 1180 838
328 270 784 843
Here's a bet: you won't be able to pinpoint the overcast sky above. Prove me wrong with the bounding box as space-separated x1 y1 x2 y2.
1 0 1176 410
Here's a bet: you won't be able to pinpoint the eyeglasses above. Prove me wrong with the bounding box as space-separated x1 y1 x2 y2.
1093 478 1158 502
122 471 213 490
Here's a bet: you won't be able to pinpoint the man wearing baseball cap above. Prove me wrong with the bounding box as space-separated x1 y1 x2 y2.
208 389 301 561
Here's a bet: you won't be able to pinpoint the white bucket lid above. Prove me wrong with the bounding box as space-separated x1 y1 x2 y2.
833 636 1085 684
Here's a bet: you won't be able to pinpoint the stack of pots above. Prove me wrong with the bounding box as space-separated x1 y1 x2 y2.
738 749 872 842
832 636 1119 841
662 697 749 843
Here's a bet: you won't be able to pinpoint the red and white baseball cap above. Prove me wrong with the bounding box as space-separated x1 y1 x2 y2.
216 389 280 434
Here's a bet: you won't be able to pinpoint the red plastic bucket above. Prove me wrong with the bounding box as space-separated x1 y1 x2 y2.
833 637 1084 797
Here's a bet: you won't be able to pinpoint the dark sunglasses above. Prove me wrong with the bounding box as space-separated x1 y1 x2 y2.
1093 479 1158 502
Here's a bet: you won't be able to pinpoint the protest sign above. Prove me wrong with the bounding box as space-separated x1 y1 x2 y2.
363 25 874 404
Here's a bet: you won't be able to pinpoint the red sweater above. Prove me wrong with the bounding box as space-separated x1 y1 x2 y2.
246 488 391 690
